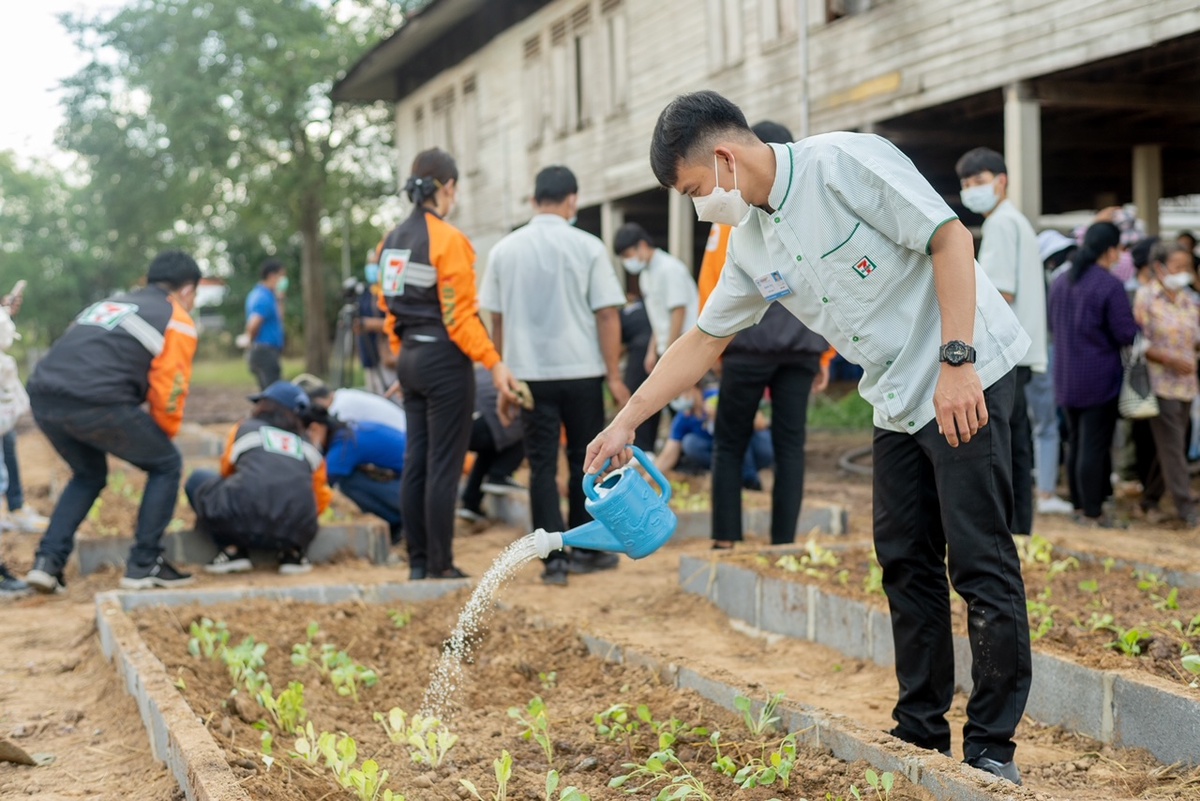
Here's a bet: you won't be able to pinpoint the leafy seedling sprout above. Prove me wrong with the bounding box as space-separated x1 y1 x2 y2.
509 696 554 767
734 692 784 737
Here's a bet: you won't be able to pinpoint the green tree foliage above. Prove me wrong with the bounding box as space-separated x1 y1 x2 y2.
57 0 398 373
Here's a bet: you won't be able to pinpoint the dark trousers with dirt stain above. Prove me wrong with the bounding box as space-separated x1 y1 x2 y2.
395 340 474 574
873 370 1031 763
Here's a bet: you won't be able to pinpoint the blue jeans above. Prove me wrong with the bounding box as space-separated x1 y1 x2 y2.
32 396 181 568
681 430 774 483
1026 361 1060 496
334 470 403 541
3 429 22 510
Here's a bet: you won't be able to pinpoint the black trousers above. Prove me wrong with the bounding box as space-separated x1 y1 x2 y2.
1064 400 1119 519
521 377 605 564
1010 367 1034 535
395 340 474 573
248 344 282 390
461 417 526 514
624 338 662 452
873 370 1031 762
712 357 817 544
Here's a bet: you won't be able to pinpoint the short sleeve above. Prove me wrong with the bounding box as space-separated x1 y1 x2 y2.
826 135 957 255
977 215 1019 296
587 245 626 311
479 246 501 312
663 263 696 311
695 246 767 338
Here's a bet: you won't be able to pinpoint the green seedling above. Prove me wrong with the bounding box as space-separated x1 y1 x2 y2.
1084 612 1115 632
345 758 394 801
1168 612 1200 638
290 722 324 769
330 661 378 703
223 636 270 695
1102 557 1116 574
775 538 839 579
734 692 784 737
1026 599 1058 642
594 703 639 742
1046 556 1079 580
732 732 797 789
318 732 358 788
1134 570 1166 593
187 617 230 659
1016 534 1053 565
1078 578 1099 594
850 768 895 801
1108 626 1154 656
257 725 273 756
1182 653 1200 688
644 710 708 751
375 708 459 767
388 609 412 629
461 750 513 801
259 681 307 735
1152 586 1180 612
545 770 590 801
863 553 884 596
609 748 712 800
509 695 554 766
539 671 558 691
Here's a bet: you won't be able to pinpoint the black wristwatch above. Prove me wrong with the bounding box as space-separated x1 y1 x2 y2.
939 340 976 366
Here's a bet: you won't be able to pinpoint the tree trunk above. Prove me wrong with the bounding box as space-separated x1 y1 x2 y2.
299 193 330 376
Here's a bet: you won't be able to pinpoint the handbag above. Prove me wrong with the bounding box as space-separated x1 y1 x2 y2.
1118 336 1159 419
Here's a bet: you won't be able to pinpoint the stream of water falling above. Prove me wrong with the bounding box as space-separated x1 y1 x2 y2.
420 532 543 720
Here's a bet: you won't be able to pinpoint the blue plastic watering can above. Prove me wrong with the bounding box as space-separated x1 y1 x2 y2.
532 446 677 560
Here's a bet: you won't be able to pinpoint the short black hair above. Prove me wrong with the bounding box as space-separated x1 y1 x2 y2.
650 91 753 188
955 147 1007 180
751 120 793 145
534 165 578 204
260 258 285 281
614 222 652 255
1179 230 1197 244
146 251 201 290
1130 236 1161 270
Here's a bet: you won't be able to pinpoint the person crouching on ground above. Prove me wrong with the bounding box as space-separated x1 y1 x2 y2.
305 407 406 552
25 251 200 593
185 381 330 575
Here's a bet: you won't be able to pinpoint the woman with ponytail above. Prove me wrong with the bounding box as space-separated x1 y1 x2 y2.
1048 222 1139 526
375 148 520 579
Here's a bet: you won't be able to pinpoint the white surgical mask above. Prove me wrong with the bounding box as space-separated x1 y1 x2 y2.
692 156 751 227
1163 272 1193 291
623 257 647 275
960 183 999 215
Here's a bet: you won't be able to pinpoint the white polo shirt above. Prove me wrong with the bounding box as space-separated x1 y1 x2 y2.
641 249 699 355
699 134 1028 434
330 389 407 432
977 199 1048 373
480 214 626 381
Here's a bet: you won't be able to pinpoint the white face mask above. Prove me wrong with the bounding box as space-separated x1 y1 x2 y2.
692 156 751 227
622 257 647 275
960 182 999 215
1163 272 1193 291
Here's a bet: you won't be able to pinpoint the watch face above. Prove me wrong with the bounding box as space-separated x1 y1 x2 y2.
945 341 968 363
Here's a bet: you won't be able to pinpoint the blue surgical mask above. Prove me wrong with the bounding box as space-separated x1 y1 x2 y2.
276 276 289 294
365 263 380 284
961 183 999 215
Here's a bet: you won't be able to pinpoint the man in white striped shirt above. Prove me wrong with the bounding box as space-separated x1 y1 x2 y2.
586 91 1031 785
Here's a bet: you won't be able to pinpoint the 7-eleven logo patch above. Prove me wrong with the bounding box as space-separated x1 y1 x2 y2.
852 256 877 279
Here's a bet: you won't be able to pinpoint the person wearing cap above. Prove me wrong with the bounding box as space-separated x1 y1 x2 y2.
376 147 520 580
481 165 629 585
293 373 407 432
24 251 201 592
238 258 288 390
306 407 406 547
184 381 330 574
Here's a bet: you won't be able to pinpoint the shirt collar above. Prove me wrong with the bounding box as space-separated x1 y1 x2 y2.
531 213 569 225
766 142 794 212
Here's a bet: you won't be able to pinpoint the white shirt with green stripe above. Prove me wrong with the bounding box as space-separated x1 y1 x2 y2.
698 134 1029 434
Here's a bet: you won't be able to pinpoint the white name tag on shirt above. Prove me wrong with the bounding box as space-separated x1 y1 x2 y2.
753 271 793 301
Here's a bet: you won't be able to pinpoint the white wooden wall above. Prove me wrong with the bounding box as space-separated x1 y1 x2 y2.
388 0 1199 260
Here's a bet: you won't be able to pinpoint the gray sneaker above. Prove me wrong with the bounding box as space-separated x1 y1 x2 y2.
25 556 65 594
120 556 194 590
965 755 1022 785
0 564 31 598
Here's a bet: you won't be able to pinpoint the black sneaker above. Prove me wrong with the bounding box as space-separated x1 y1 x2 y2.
429 566 469 580
567 550 620 574
409 564 427 581
204 547 252 575
965 755 1021 785
120 556 194 590
0 564 31 598
481 477 524 494
541 559 569 586
277 549 312 576
25 555 65 594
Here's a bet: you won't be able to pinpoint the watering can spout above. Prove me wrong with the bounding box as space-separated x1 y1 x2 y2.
542 447 677 560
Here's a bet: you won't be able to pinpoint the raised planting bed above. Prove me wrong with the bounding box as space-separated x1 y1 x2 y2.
680 540 1200 768
97 582 1046 801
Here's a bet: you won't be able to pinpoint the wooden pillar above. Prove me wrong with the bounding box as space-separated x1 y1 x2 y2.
1132 145 1163 237
668 191 694 269
1003 82 1042 220
600 200 624 255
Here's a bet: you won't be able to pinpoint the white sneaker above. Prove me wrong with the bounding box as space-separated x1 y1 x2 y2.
10 508 49 534
204 548 253 574
1037 495 1074 515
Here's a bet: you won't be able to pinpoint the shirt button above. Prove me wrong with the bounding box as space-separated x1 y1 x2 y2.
886 360 893 365
774 216 781 223
852 336 859 342
821 297 828 303
795 255 802 262
887 392 895 399
908 422 915 427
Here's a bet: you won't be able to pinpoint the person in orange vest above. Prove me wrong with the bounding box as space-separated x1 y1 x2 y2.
25 252 200 592
698 121 834 548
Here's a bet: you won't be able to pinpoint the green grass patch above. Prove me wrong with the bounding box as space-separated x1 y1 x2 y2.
190 356 307 389
807 390 873 431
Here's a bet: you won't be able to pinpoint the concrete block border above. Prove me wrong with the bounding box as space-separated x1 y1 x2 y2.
680 555 1200 767
94 580 468 801
75 522 390 576
96 578 1027 801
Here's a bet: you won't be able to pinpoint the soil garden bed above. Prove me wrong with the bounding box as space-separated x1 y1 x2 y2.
129 590 943 801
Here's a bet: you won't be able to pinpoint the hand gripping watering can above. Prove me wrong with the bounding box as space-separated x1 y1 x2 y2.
532 446 677 559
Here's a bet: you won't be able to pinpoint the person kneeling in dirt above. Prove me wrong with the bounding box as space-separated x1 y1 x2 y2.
25 251 200 593
185 381 331 575
305 406 406 549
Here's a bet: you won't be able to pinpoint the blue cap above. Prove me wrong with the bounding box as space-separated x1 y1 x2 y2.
249 381 310 414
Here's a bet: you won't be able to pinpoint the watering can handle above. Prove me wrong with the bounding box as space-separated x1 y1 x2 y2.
582 446 673 503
